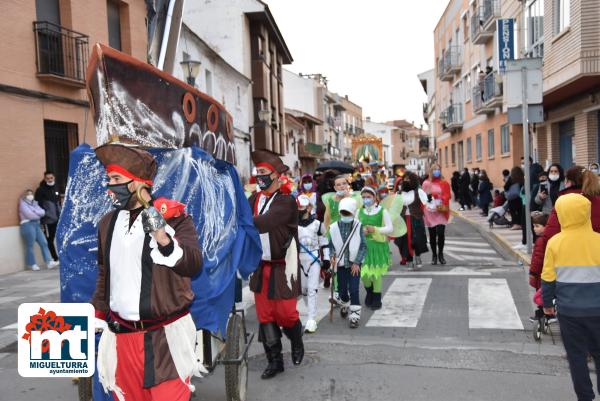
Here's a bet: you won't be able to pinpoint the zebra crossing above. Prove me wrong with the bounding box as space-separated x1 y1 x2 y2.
440 236 505 264
238 273 526 331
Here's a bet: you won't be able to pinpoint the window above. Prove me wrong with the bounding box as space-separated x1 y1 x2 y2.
487 129 495 158
475 134 482 161
107 0 121 51
36 0 60 24
205 69 213 96
236 85 241 107
554 0 570 34
445 146 449 167
466 137 472 162
501 124 510 154
451 143 456 164
526 0 544 57
438 149 443 165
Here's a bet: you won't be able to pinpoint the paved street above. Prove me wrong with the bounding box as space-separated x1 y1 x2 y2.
0 217 578 401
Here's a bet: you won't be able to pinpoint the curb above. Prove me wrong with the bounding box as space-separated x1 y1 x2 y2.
451 209 532 266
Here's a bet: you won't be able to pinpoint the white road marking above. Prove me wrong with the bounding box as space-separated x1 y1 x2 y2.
444 246 497 254
387 268 491 276
366 278 432 328
444 240 490 247
469 278 524 330
444 251 466 261
296 286 332 324
0 323 17 330
455 255 503 262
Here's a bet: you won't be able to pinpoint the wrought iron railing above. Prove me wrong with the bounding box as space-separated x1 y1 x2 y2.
472 72 503 112
33 21 89 84
442 103 464 129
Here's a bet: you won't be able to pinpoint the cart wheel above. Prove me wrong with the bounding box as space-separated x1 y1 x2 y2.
533 321 542 342
77 377 93 401
225 314 248 401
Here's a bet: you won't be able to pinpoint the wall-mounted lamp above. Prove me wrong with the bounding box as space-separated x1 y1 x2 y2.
180 59 202 86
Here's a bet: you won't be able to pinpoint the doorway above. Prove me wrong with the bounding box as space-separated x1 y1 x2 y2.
44 120 79 192
559 119 574 168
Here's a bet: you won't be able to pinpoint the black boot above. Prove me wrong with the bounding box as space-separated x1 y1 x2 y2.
431 253 438 265
282 320 304 365
259 323 284 379
370 292 382 310
438 244 446 265
364 286 373 307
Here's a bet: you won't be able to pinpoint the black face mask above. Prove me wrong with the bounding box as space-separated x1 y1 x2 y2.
256 174 274 190
107 181 134 209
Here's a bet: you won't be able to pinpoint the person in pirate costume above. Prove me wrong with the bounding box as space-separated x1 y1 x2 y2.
91 144 204 401
249 150 305 379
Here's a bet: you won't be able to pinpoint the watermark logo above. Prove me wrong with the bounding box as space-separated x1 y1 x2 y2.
18 303 95 377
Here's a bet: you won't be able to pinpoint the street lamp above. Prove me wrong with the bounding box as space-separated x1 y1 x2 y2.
257 108 272 124
180 59 202 86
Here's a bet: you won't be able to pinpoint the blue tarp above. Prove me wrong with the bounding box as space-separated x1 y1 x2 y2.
56 144 262 336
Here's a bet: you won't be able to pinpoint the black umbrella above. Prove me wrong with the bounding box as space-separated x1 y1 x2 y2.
316 160 354 174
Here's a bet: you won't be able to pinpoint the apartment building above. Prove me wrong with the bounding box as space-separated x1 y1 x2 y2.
387 120 432 176
184 0 293 156
536 0 600 168
339 95 364 163
434 0 524 184
0 0 147 274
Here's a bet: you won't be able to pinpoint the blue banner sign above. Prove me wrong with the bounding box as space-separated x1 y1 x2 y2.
497 18 515 73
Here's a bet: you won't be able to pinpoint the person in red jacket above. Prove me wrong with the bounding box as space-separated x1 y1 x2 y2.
529 166 600 283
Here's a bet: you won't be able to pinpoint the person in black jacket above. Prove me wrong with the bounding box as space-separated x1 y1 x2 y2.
459 168 472 211
477 170 493 216
470 168 480 208
450 171 460 201
34 171 61 262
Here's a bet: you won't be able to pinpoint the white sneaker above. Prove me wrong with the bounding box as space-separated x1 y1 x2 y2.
47 260 60 269
30 264 41 271
512 244 526 250
304 319 318 333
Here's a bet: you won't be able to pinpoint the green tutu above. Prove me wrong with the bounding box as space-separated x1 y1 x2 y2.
358 207 391 281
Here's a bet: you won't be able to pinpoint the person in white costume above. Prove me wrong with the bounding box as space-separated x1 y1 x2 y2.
297 195 330 333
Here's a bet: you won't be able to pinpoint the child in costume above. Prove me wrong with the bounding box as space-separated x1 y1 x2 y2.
297 195 330 333
328 197 367 328
358 186 393 310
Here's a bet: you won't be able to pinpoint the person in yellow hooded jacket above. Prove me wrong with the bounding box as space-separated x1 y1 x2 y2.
541 193 600 401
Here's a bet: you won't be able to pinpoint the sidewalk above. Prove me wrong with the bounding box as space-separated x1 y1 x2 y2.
450 201 532 266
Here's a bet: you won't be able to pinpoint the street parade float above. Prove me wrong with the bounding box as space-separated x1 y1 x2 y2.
56 43 262 401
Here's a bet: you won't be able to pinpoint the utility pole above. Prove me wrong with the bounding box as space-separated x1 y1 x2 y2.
521 67 533 254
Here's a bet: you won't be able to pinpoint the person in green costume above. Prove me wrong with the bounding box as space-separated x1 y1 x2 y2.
358 186 393 310
322 175 362 305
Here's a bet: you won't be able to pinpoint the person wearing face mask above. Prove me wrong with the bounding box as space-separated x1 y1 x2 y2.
422 165 452 265
328 198 367 328
357 186 393 310
297 195 330 333
248 149 305 379
18 189 59 271
397 172 429 270
589 162 599 176
91 144 204 401
35 171 61 262
459 167 472 211
296 174 318 215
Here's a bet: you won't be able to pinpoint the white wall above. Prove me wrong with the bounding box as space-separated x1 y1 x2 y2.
282 70 318 117
183 0 262 77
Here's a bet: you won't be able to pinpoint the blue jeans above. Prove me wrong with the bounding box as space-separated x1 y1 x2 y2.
337 266 360 305
20 221 52 266
559 314 600 401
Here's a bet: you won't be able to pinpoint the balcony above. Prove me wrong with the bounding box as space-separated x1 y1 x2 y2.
422 102 429 123
437 46 462 81
471 0 500 44
299 142 324 159
472 72 503 115
33 21 89 87
441 103 464 132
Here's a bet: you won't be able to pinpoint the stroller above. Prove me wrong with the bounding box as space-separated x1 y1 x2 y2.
487 201 511 228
